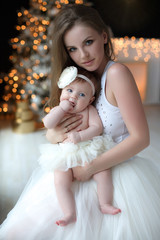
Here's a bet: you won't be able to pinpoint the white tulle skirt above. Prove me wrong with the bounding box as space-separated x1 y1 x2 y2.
38 135 115 171
0 151 160 239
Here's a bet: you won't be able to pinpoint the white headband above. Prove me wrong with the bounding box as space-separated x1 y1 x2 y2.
57 66 95 95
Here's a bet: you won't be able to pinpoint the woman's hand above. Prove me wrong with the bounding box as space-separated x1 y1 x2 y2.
46 114 82 144
72 164 93 182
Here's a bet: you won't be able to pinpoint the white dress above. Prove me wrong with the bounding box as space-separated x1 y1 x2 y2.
0 61 160 240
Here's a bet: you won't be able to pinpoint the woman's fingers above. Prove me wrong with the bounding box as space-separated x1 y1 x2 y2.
60 114 82 132
46 128 67 144
45 114 82 144
72 165 92 182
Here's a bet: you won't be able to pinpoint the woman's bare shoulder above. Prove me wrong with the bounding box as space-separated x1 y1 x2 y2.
108 62 130 77
107 62 135 88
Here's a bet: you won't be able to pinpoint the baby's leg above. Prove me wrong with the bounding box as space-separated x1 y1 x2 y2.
93 169 121 215
54 169 76 226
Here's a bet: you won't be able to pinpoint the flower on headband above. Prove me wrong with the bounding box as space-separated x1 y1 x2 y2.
57 66 78 89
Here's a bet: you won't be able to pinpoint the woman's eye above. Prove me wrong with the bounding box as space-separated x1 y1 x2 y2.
68 47 76 52
67 89 72 93
86 40 93 46
79 93 85 97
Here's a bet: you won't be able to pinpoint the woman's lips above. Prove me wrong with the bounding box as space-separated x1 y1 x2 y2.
83 59 94 66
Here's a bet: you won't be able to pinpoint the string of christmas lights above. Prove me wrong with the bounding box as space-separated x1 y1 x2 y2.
112 37 160 62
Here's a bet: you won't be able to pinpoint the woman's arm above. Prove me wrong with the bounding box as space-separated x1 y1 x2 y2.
73 63 149 181
67 105 103 143
45 115 82 144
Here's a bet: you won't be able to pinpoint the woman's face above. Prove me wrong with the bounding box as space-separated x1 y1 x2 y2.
64 24 108 76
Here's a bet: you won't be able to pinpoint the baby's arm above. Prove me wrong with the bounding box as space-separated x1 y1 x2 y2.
68 105 103 143
43 100 73 129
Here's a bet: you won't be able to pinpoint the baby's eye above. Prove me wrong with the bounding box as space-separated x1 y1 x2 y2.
67 89 72 93
86 40 93 46
79 93 85 97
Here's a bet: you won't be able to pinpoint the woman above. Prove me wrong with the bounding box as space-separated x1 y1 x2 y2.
0 5 160 240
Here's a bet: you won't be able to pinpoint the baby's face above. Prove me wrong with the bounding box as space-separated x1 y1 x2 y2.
60 80 94 113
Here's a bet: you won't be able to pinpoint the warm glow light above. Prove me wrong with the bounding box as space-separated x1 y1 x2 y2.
26 21 31 26
21 25 26 30
40 6 47 12
24 10 29 15
16 26 21 31
39 73 44 77
9 80 14 85
31 103 38 110
30 17 35 23
20 89 25 94
30 80 35 84
9 56 13 61
34 39 39 44
16 95 21 100
42 35 47 40
44 107 50 113
33 32 38 37
13 76 18 81
33 45 38 50
14 38 19 43
33 73 38 79
12 88 17 93
31 94 36 99
13 83 18 88
35 21 39 26
27 76 32 80
18 12 22 17
75 0 83 3
4 76 9 81
12 44 17 49
38 26 44 32
42 20 49 25
3 107 8 112
124 62 147 102
20 40 25 45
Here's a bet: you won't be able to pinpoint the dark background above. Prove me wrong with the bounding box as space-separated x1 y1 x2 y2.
0 0 159 73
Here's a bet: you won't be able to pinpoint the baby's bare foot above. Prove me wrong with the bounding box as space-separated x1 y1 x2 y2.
100 204 121 215
56 215 76 227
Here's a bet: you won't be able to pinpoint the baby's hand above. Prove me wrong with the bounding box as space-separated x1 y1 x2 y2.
67 132 81 144
60 100 74 112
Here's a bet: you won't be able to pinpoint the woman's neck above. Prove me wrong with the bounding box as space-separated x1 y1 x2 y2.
95 57 109 77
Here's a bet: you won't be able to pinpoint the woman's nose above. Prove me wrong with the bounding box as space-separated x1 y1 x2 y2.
79 48 88 58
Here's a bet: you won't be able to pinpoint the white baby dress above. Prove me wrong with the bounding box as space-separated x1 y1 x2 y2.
0 61 160 240
38 135 115 172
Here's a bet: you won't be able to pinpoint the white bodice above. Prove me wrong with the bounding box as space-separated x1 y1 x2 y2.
95 61 129 143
